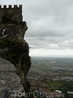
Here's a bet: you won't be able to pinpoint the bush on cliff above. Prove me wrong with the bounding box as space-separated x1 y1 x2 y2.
0 38 29 65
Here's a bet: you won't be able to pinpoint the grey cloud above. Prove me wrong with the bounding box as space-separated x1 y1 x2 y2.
25 36 72 50
1 0 73 56
25 25 73 39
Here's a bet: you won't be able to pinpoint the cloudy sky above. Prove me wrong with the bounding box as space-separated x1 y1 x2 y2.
1 0 73 57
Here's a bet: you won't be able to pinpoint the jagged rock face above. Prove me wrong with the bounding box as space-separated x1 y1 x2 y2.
0 48 8 56
0 57 25 98
0 23 28 40
15 40 31 92
0 23 31 92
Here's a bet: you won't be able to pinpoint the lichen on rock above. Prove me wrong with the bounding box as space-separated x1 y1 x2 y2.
0 57 25 98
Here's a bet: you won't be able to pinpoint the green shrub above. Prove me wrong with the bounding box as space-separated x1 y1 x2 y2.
0 38 29 65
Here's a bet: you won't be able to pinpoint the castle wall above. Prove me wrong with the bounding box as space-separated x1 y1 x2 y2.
0 5 22 23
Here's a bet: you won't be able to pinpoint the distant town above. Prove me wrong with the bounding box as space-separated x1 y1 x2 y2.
27 57 73 98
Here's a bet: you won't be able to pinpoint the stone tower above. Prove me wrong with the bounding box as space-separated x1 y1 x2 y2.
0 5 28 39
0 5 22 24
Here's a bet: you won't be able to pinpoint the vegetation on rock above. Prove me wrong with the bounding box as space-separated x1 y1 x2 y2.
0 37 31 92
0 5 31 95
0 38 29 64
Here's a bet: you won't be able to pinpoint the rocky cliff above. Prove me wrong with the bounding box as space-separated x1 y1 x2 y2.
0 57 25 98
0 22 31 97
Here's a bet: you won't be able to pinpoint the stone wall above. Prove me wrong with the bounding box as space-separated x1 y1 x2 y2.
0 5 22 23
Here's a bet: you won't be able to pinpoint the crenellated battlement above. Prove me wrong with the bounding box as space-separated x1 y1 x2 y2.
0 5 22 24
0 5 22 9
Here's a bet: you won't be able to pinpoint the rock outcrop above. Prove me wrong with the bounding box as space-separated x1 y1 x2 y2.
0 6 31 95
0 22 28 40
0 27 31 92
0 57 25 98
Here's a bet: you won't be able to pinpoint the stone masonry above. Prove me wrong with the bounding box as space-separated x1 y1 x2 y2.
0 5 22 23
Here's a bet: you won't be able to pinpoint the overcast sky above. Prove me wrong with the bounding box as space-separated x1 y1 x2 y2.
1 0 73 57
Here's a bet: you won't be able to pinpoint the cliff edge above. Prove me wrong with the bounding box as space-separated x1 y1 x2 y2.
0 5 31 95
0 24 31 92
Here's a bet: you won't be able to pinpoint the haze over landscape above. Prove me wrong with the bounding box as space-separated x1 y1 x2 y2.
1 0 73 57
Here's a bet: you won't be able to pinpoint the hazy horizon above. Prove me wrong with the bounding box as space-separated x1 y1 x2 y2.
31 55 73 58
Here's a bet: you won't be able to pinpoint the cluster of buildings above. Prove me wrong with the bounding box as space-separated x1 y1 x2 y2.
29 80 64 98
27 71 73 82
27 71 73 98
29 80 73 98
